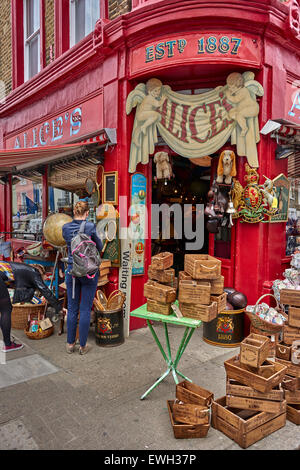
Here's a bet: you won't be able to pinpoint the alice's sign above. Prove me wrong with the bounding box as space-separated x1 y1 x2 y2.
126 72 264 173
5 94 103 150
130 32 261 76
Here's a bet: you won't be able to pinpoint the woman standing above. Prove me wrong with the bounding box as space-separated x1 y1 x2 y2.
62 201 103 355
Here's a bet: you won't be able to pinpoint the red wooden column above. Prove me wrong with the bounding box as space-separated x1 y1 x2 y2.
11 0 24 89
42 166 49 222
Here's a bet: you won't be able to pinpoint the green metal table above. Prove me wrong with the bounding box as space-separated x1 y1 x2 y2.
130 303 202 400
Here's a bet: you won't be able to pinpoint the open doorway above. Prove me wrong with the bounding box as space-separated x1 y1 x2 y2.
151 150 211 274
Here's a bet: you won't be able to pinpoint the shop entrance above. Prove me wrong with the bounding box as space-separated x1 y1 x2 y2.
151 149 211 275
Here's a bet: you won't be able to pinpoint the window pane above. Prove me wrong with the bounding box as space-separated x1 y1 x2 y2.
75 0 86 43
85 0 100 34
12 177 42 240
28 34 40 78
26 0 40 38
71 0 100 45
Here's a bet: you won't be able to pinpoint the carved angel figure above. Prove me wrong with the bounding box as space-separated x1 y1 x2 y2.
126 79 167 173
226 71 264 168
225 72 263 136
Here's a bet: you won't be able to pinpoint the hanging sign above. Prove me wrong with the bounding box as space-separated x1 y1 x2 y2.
130 173 147 276
126 71 264 173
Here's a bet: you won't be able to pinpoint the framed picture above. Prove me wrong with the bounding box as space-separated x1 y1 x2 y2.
269 173 290 223
102 171 118 205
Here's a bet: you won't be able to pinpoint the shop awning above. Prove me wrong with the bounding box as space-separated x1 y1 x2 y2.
0 129 116 175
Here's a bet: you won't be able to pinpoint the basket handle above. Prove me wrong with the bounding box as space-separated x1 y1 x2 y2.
199 264 218 271
254 293 279 314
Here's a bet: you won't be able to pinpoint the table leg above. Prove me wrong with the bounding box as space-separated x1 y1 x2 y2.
140 321 196 399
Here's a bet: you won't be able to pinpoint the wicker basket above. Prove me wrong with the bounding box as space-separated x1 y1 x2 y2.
11 303 47 330
245 294 288 334
24 309 54 340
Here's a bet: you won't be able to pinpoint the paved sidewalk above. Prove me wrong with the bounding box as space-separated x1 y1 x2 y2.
0 322 299 451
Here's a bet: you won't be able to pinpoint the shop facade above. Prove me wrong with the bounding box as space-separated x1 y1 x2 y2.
0 0 300 333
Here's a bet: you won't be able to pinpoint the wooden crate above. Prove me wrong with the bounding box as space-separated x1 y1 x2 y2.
282 374 300 391
224 356 287 393
287 404 300 425
250 325 280 356
275 357 300 378
147 299 172 315
148 266 175 284
212 396 286 449
143 280 176 304
225 395 286 414
176 380 214 407
240 359 276 379
283 325 300 345
179 271 192 281
292 340 300 366
172 402 210 425
184 254 221 280
178 280 211 305
167 401 210 439
163 277 178 290
240 333 270 368
151 252 173 270
280 289 300 307
276 342 292 361
179 301 218 322
226 379 284 402
226 380 286 414
284 389 300 404
197 277 224 295
289 306 300 328
211 292 227 313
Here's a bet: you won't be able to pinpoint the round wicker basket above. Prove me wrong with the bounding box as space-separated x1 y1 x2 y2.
245 293 288 334
24 323 54 340
11 303 46 330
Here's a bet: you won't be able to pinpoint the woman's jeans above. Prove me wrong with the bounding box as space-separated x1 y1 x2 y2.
66 272 99 347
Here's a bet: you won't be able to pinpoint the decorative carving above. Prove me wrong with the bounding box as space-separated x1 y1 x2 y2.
153 151 173 181
231 164 278 223
288 0 300 40
126 72 264 173
93 19 110 49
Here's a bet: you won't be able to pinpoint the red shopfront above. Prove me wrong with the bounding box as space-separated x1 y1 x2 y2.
0 0 300 333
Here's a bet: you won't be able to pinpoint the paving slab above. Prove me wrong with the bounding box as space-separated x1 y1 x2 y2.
0 324 299 451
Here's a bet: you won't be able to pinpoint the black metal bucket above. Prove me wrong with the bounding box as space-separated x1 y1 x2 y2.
95 308 124 347
203 308 245 347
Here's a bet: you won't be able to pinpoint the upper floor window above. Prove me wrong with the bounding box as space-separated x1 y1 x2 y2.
70 0 100 47
24 0 41 81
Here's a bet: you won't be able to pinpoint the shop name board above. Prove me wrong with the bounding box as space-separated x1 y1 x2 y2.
145 36 243 63
286 82 300 124
130 32 261 76
4 94 104 150
13 107 82 149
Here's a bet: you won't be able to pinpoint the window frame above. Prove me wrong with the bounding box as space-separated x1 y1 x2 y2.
69 0 101 48
12 0 46 88
23 0 41 81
